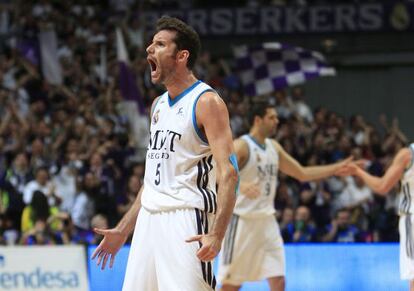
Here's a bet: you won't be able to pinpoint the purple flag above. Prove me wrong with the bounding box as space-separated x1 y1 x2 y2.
16 38 40 66
116 28 145 115
234 42 336 96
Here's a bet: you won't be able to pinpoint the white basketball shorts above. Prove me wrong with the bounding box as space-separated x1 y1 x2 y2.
122 207 216 291
217 214 285 286
400 214 414 280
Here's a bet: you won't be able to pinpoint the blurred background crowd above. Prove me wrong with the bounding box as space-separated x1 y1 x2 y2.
0 0 408 246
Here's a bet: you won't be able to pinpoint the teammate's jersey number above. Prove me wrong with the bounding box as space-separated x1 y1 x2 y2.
265 182 271 196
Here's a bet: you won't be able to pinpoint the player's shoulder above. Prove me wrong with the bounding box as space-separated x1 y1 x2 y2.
397 146 413 167
195 90 228 120
150 95 162 115
196 90 224 107
269 138 282 152
234 136 249 150
233 136 250 166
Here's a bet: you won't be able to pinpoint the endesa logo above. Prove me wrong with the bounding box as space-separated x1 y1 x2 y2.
0 255 80 289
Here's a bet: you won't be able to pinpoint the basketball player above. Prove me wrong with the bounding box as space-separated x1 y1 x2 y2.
218 102 351 291
92 16 239 291
342 145 414 290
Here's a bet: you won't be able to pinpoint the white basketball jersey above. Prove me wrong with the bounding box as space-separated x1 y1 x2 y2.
234 135 279 218
399 144 414 215
141 80 218 213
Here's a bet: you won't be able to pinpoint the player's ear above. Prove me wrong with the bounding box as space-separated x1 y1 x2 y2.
177 50 189 65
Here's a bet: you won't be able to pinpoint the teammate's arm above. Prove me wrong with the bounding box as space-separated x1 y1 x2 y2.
234 138 249 169
186 91 238 262
272 140 352 182
351 148 411 195
234 138 260 199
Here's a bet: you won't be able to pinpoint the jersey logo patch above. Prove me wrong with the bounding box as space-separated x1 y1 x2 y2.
256 153 261 163
177 107 184 116
152 109 160 124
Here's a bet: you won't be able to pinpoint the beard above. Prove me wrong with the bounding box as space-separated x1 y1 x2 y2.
157 64 177 85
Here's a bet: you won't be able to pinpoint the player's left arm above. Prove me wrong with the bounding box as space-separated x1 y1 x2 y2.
272 139 352 182
186 91 238 262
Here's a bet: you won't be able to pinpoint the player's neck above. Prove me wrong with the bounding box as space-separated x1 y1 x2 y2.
249 128 266 145
165 71 198 99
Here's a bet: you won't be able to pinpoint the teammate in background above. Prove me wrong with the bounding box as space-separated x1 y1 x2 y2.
92 16 239 291
218 101 352 291
342 145 414 291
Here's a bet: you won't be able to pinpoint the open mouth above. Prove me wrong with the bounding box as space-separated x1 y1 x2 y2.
147 58 158 77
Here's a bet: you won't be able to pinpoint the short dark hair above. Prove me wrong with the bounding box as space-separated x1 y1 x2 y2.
156 16 201 69
247 101 273 125
31 190 50 221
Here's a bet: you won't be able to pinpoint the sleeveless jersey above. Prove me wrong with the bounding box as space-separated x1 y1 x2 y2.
141 80 218 213
399 144 414 215
234 135 279 218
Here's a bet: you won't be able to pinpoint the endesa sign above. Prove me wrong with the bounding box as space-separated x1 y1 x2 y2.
0 246 88 291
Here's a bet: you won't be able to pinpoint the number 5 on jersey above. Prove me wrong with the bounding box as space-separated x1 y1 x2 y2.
155 163 161 185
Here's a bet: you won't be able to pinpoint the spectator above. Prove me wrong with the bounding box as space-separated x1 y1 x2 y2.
279 207 294 230
52 153 78 213
5 151 33 194
23 166 61 206
21 190 59 233
71 172 97 231
125 17 144 49
0 178 24 232
0 213 20 245
28 138 50 170
290 87 313 124
282 206 317 243
322 209 362 242
336 176 373 229
20 219 57 245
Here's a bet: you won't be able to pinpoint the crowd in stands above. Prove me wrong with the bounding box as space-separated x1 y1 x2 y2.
0 0 407 246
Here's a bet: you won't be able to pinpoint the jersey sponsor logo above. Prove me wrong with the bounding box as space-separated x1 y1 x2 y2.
147 129 182 159
257 164 278 178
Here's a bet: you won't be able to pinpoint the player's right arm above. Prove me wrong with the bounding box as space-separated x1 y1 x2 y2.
234 138 260 199
91 186 144 270
351 148 411 195
91 96 160 269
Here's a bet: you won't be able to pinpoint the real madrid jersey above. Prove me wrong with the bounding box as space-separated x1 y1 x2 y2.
399 144 414 215
141 80 218 213
234 135 279 218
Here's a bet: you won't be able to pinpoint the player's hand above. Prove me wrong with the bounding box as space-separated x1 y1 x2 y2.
91 228 128 270
334 156 354 176
336 160 367 176
240 182 261 199
185 233 222 262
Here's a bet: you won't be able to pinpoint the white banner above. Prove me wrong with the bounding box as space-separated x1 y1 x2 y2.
0 246 88 291
39 26 63 85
